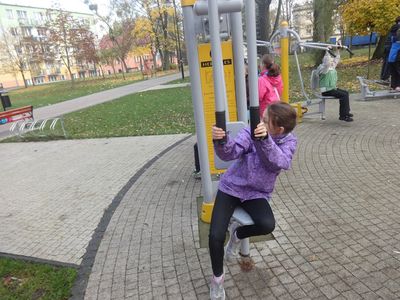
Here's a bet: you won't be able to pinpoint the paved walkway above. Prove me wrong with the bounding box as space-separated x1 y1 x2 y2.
1 87 400 299
0 72 184 140
0 135 189 265
80 98 400 299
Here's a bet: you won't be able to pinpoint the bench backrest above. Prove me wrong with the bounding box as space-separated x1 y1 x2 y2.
0 105 33 125
310 69 320 91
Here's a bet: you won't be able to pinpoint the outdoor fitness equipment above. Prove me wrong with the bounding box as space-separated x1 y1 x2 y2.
182 0 263 256
294 42 353 120
356 77 400 100
269 28 355 120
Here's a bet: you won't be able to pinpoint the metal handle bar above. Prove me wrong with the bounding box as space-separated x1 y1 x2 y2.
298 43 337 57
304 42 354 56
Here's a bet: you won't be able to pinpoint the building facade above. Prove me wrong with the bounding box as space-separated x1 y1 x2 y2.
292 1 341 41
0 2 96 88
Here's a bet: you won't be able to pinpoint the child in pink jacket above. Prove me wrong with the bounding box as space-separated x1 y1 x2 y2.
258 54 283 119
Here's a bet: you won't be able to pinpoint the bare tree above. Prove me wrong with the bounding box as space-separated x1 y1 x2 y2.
271 0 282 37
46 9 79 82
0 29 30 88
111 0 177 71
281 0 295 26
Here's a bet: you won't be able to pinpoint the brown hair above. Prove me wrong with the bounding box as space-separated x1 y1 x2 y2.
261 54 280 77
264 102 297 133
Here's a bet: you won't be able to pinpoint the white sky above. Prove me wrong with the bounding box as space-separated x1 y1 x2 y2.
0 0 110 15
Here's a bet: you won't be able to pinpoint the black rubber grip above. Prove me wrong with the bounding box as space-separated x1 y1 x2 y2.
328 50 336 58
249 106 260 140
215 111 226 145
346 48 354 56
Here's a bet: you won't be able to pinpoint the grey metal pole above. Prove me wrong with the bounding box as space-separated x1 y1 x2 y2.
230 11 248 123
208 0 228 143
245 0 259 138
182 5 213 203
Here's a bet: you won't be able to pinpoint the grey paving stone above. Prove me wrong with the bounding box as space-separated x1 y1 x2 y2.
0 135 188 264
6 96 400 299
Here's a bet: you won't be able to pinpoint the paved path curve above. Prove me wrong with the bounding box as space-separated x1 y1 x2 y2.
82 98 400 299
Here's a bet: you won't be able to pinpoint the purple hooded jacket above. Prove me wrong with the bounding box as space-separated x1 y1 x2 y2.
214 127 297 202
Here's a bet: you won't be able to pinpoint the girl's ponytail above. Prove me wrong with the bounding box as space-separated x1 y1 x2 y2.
268 63 281 77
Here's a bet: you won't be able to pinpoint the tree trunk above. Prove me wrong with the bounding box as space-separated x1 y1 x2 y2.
270 0 282 39
152 52 157 71
162 10 170 71
67 66 74 83
372 35 386 60
20 69 28 88
111 63 117 78
121 57 128 73
140 56 145 79
312 0 335 65
119 57 127 80
256 0 272 56
98 64 105 79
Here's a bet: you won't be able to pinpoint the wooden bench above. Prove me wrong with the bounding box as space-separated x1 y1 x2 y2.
0 105 33 125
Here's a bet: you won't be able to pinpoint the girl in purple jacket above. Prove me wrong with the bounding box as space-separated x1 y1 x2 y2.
209 102 298 299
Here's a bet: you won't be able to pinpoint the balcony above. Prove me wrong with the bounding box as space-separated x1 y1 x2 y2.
18 18 45 27
46 68 61 75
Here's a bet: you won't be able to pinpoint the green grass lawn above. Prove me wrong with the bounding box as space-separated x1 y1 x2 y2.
0 257 77 300
2 46 384 142
3 86 194 142
63 87 195 139
164 75 191 85
7 70 179 109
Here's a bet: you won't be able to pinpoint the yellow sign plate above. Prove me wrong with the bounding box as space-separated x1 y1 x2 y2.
198 41 237 174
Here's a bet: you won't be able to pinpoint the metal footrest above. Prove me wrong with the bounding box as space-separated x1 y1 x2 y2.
231 207 254 256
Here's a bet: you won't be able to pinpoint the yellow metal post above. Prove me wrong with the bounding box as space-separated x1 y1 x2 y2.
280 21 289 103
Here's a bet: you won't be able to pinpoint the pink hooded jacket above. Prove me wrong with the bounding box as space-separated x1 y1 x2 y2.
258 74 283 118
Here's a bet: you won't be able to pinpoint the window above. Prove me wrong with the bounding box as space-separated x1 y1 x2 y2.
10 27 18 36
33 12 45 23
14 46 22 54
6 9 13 19
21 27 32 37
17 10 28 19
37 28 46 36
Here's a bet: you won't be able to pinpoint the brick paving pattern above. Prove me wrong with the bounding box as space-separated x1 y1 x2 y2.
83 98 400 299
0 135 188 264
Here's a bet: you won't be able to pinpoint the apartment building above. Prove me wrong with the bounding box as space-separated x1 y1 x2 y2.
292 1 341 41
0 2 96 88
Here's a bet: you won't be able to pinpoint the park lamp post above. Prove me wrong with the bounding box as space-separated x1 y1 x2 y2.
170 0 185 79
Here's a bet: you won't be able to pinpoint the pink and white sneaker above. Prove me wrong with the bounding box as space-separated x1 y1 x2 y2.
210 273 225 300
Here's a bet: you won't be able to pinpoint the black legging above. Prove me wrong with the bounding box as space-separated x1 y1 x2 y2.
209 190 275 277
389 62 400 89
321 88 350 118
